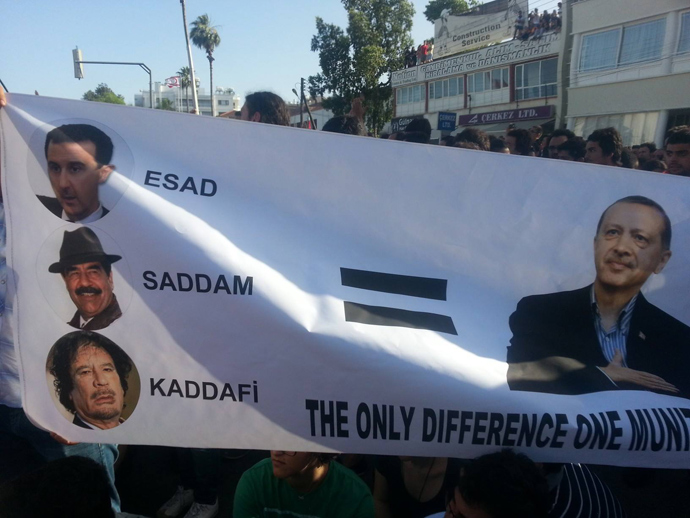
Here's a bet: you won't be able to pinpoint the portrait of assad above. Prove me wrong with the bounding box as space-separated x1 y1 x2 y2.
49 227 122 331
48 331 135 430
39 123 115 223
506 196 690 398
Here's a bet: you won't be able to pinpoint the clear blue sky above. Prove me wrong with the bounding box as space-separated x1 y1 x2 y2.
0 0 557 105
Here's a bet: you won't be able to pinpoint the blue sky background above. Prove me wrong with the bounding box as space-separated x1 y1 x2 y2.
0 0 557 105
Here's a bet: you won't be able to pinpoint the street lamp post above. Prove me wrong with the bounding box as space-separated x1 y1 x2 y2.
72 48 153 108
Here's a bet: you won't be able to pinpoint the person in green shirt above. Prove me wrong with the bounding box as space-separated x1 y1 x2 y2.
233 450 375 518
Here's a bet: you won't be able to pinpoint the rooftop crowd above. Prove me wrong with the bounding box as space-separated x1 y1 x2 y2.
0 87 688 518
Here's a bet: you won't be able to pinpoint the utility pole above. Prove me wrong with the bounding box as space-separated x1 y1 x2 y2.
180 0 200 114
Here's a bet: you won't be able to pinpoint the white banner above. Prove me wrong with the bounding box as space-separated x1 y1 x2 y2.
2 94 690 467
434 0 528 58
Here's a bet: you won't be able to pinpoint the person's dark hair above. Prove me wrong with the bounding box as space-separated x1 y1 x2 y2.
639 142 657 153
641 159 667 172
620 148 638 169
455 141 481 151
596 196 671 250
0 456 114 518
666 126 690 146
244 91 290 126
49 331 133 414
557 138 585 160
550 128 575 140
405 118 431 139
586 127 623 164
489 135 509 153
322 115 366 136
456 449 549 518
440 135 456 146
507 129 532 156
403 131 430 144
456 128 489 151
44 124 114 165
632 144 640 150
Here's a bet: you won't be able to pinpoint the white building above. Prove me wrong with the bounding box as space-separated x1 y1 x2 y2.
134 82 241 116
391 31 565 141
567 0 690 146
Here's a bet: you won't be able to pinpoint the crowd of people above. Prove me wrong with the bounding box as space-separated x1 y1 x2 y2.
513 6 561 41
0 87 689 518
382 117 688 178
404 41 435 68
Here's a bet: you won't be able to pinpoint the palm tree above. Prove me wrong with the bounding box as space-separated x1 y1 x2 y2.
190 14 221 116
177 66 191 112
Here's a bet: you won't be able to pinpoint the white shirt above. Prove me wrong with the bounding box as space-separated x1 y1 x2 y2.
61 204 105 224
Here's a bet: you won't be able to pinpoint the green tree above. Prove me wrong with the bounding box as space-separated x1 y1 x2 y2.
309 0 415 135
82 83 125 104
190 14 221 116
157 98 176 111
423 0 477 23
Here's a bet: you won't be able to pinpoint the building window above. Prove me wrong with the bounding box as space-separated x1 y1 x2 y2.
679 12 690 54
619 19 666 65
515 58 557 100
218 99 230 106
467 67 508 93
429 77 464 99
580 29 620 71
396 84 425 105
580 18 666 71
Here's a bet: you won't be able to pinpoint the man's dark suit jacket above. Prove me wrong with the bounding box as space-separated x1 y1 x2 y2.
506 285 690 397
68 295 122 331
37 195 109 219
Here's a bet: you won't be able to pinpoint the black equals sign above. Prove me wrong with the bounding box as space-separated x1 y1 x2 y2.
341 267 457 335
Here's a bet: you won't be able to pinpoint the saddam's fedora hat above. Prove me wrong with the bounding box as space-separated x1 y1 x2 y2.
48 227 122 273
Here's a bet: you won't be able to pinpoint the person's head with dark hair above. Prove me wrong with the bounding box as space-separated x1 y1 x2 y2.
664 126 690 177
49 227 122 329
556 137 585 161
405 117 431 140
322 115 366 136
529 125 543 142
585 127 622 166
620 148 638 169
547 128 575 157
456 128 489 151
489 135 509 153
440 135 456 146
637 142 657 165
43 124 115 222
641 159 667 173
506 129 532 156
0 456 114 518
49 331 132 429
594 196 672 303
402 131 430 144
241 91 290 126
45 124 114 166
447 449 549 518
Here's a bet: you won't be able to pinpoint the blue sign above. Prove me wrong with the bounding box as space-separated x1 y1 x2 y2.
438 112 457 131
